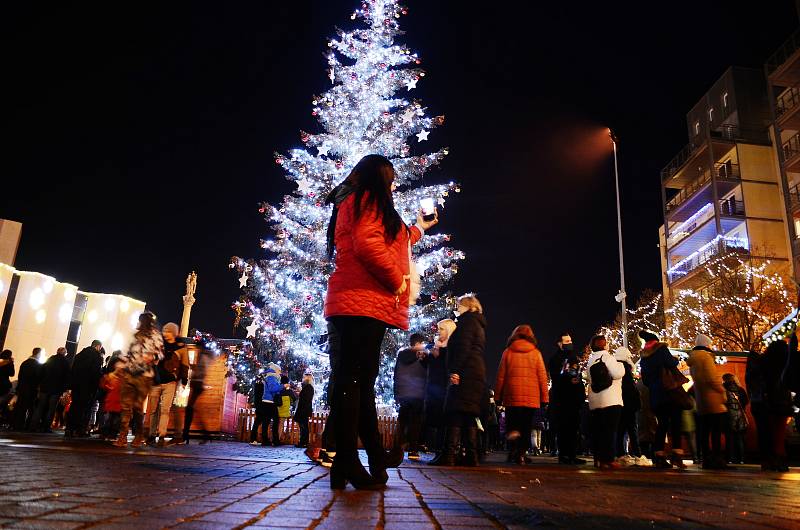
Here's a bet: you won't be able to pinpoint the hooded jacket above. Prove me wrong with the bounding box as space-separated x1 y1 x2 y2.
687 346 727 414
494 339 549 408
261 368 282 403
639 341 678 409
324 192 422 330
394 347 427 402
585 350 625 410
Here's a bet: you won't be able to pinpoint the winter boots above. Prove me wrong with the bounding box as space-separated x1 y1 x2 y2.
429 426 461 466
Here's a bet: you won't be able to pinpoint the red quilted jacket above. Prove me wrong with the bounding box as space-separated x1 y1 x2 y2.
494 339 549 408
324 193 422 330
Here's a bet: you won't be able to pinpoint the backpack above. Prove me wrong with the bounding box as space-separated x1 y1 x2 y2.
727 390 749 433
590 356 612 393
162 351 181 378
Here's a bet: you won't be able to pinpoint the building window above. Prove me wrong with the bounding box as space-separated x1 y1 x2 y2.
722 92 728 108
708 108 714 122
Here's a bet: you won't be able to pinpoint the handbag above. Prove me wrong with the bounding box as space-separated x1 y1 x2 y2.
661 365 693 410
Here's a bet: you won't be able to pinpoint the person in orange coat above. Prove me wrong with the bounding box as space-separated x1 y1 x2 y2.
494 325 549 465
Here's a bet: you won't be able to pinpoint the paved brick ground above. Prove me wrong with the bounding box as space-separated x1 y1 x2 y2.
0 433 798 529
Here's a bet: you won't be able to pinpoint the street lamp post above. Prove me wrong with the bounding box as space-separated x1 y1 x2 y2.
610 130 628 349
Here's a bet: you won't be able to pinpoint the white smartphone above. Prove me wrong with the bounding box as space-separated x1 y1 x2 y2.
420 198 436 222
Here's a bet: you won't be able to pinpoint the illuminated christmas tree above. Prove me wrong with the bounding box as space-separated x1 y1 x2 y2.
229 0 464 407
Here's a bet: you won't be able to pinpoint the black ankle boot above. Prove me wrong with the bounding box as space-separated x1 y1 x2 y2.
463 426 479 467
429 426 460 466
368 449 390 485
330 454 384 490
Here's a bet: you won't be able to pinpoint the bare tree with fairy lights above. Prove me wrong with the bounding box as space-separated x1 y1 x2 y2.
229 0 464 407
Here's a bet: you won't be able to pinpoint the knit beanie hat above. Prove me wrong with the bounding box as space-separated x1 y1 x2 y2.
638 330 658 343
162 322 179 336
695 334 713 349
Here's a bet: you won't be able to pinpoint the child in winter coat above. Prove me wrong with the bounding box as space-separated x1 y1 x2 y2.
261 364 283 446
100 359 123 440
277 375 293 444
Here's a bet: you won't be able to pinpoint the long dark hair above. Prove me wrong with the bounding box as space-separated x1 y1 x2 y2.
135 311 158 337
325 154 403 257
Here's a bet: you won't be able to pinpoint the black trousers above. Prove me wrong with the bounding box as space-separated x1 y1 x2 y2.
505 406 535 453
183 382 207 439
250 406 268 444
328 316 387 465
298 418 310 446
590 405 622 464
31 392 60 432
556 405 581 460
396 399 424 451
698 412 727 463
262 402 280 444
653 403 683 453
67 390 94 433
616 407 641 457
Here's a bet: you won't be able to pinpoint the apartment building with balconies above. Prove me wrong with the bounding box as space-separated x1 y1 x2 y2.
659 67 792 303
766 28 800 284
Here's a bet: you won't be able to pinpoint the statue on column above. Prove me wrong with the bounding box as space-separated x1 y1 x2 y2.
180 271 197 337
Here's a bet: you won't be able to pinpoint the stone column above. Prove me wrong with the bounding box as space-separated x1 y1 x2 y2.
180 271 197 337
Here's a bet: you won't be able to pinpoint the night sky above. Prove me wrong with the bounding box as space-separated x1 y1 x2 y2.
3 1 798 379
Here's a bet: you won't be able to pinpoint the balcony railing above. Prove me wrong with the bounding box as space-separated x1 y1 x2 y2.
661 126 768 182
782 132 800 162
789 182 800 212
767 28 800 76
776 87 800 118
665 163 741 214
667 236 750 284
720 198 745 217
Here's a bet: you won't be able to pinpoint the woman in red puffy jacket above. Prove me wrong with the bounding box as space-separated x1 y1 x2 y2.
324 154 438 490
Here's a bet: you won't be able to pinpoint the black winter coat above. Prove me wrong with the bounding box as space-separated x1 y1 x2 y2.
294 383 314 422
252 380 267 412
17 357 42 398
445 311 487 416
619 361 641 412
746 340 793 416
550 351 585 412
70 347 103 396
394 348 427 402
39 354 71 395
423 348 447 404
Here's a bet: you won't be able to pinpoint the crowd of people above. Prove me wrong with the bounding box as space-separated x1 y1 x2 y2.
0 314 218 447
318 153 799 490
0 154 797 492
